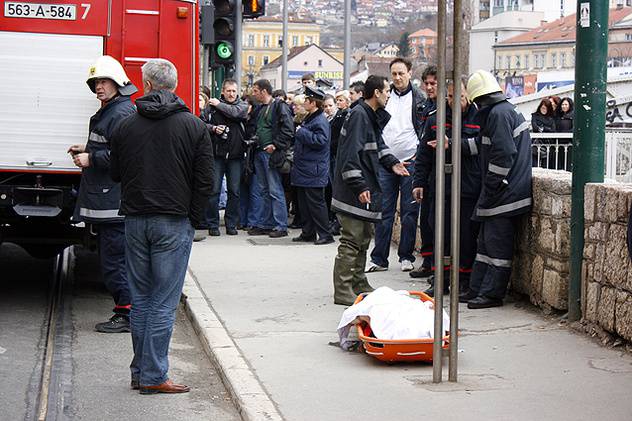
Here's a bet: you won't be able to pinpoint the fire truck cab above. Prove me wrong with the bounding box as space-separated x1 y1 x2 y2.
0 0 199 257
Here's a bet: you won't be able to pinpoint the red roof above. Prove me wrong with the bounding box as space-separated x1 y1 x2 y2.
409 28 437 38
499 7 632 46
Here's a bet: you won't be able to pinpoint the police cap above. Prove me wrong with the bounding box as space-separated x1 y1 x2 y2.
304 85 326 101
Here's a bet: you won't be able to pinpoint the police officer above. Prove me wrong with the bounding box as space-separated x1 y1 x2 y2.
413 78 481 297
68 56 136 332
460 70 532 309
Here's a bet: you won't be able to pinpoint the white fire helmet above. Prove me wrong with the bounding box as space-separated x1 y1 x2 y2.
466 70 502 102
86 55 137 96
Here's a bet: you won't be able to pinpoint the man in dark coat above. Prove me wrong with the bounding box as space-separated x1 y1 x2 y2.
413 79 481 297
291 86 334 245
200 78 249 236
110 58 213 394
249 79 295 238
461 70 532 309
331 75 410 306
68 55 136 333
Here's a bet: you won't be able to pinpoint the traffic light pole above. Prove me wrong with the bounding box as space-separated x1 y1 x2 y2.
281 0 288 91
343 0 351 89
569 1 608 321
234 0 242 89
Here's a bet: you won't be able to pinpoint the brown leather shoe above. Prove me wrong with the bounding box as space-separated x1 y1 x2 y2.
139 379 190 395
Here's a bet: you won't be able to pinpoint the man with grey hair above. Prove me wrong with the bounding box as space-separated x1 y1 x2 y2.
110 58 213 394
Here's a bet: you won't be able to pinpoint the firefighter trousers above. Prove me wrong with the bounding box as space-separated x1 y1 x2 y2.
469 216 518 300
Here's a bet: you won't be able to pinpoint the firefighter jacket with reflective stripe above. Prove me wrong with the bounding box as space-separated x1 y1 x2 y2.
74 95 135 224
331 100 400 223
474 99 532 220
413 103 482 199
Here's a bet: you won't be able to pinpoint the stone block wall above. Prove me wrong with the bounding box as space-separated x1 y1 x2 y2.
582 183 632 342
511 169 572 311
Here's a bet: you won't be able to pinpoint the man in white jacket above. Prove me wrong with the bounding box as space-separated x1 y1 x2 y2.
367 57 425 273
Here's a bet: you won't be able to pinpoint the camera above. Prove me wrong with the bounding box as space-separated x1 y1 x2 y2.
220 126 230 140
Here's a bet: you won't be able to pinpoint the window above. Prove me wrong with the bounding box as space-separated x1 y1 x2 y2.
497 55 502 69
551 53 557 68
247 34 255 47
505 55 511 70
292 35 299 46
248 56 255 65
626 33 632 41
524 54 529 69
305 36 313 45
263 35 270 47
263 56 269 65
560 52 566 68
318 59 323 67
515 55 520 68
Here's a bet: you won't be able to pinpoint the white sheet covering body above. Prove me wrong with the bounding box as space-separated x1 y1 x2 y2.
337 287 450 344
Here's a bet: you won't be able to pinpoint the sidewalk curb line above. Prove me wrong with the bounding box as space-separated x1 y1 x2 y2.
182 269 285 421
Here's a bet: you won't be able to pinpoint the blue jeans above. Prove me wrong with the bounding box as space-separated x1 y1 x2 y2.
125 215 194 386
240 176 260 228
253 150 288 231
370 163 419 267
206 158 243 230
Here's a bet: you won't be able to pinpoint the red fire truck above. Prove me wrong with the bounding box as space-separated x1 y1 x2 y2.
0 0 199 257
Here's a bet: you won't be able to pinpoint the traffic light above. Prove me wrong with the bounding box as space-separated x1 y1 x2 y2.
213 0 237 65
244 0 265 19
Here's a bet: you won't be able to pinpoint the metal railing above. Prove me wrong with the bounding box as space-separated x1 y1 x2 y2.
530 129 632 181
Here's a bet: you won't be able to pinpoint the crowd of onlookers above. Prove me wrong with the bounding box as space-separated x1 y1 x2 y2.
196 60 534 312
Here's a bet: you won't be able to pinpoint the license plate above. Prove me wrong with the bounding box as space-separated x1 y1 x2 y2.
4 2 76 20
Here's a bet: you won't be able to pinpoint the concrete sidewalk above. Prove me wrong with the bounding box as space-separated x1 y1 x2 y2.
184 230 632 421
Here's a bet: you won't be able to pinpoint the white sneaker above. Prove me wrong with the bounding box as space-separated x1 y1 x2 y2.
365 263 388 273
400 260 414 272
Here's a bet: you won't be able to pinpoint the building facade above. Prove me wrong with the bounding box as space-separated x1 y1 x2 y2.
242 17 320 86
473 0 577 25
258 44 344 91
408 28 437 60
469 10 544 73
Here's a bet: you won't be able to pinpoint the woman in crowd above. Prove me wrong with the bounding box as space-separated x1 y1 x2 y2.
549 96 561 115
326 90 351 235
556 97 574 132
323 94 337 122
531 99 556 133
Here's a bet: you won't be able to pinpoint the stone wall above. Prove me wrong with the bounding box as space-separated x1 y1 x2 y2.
582 183 632 342
511 169 572 311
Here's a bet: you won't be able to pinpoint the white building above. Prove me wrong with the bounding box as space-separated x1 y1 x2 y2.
472 0 576 25
258 44 344 91
469 10 544 73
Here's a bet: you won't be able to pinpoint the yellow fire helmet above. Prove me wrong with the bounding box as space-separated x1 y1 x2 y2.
86 55 137 96
466 70 502 102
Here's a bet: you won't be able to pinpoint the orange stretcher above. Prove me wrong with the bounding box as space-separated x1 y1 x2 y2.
354 291 450 363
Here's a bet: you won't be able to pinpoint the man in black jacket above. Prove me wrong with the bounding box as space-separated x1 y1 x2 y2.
460 70 532 309
110 58 213 394
249 79 295 238
68 55 136 333
331 75 410 306
201 79 248 236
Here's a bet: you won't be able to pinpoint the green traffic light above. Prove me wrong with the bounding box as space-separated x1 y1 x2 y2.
216 41 233 60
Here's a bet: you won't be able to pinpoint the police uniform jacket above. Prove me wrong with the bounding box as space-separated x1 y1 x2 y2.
475 99 532 220
74 95 135 224
291 109 331 188
413 103 481 199
331 100 400 223
201 97 249 160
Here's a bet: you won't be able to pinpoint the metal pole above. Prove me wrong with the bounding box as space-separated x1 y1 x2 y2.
432 0 447 384
234 0 242 90
568 0 607 321
281 0 288 91
449 0 463 383
202 45 210 88
343 0 351 89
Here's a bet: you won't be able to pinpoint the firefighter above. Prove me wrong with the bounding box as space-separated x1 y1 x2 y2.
68 56 137 332
460 70 532 309
412 78 481 297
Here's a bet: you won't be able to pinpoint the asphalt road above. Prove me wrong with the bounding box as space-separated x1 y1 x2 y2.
0 243 240 421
